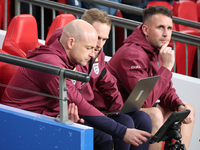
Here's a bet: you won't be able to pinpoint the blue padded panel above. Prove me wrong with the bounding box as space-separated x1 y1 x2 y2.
0 104 93 150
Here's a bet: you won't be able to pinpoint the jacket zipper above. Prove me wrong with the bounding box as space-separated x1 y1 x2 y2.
157 54 160 68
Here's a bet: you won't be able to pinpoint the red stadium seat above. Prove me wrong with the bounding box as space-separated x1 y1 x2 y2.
0 0 13 30
197 0 200 22
45 14 76 45
147 1 173 10
0 49 18 100
173 1 199 31
115 10 124 51
2 14 42 58
174 41 197 76
57 0 69 14
173 1 199 76
179 0 197 2
58 0 68 3
0 4 2 29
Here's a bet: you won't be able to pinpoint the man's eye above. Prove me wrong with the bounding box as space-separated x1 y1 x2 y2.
87 47 93 51
168 27 172 30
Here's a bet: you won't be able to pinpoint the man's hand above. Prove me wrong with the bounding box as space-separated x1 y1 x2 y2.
177 104 192 124
159 42 175 71
68 103 84 123
123 128 152 146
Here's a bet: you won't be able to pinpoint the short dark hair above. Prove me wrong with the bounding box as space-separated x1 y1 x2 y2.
143 5 173 24
81 8 111 26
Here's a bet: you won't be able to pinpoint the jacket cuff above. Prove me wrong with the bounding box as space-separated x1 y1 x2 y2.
113 123 127 140
157 66 172 81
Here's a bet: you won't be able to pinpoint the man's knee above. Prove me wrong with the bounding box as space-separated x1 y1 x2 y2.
142 107 164 128
94 130 113 150
133 110 152 133
184 102 195 122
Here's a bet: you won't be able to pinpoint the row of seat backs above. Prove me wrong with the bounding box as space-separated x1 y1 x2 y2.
2 13 76 57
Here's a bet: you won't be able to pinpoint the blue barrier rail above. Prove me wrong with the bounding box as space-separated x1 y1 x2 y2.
0 104 93 150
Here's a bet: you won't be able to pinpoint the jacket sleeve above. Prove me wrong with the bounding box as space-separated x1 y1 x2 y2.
94 51 124 112
116 52 182 111
95 68 124 111
43 73 127 139
155 67 182 111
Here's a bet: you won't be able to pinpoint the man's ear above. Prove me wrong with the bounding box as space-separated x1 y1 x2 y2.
142 24 148 36
67 38 75 49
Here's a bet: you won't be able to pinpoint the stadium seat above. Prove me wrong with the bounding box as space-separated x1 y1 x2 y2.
179 0 197 2
115 10 124 51
0 4 2 29
147 1 173 10
197 0 200 22
0 49 18 100
2 14 42 58
173 1 199 32
57 0 68 4
56 0 69 14
173 1 199 76
45 14 76 45
0 0 13 30
174 41 197 76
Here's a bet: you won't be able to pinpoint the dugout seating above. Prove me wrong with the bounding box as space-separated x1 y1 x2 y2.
0 49 18 100
2 14 42 58
45 13 76 45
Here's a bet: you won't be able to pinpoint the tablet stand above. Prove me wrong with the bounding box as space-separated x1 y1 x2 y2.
149 110 190 149
164 122 186 150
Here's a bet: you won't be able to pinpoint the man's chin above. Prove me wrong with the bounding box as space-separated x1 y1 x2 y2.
82 61 89 66
95 51 101 56
81 63 87 66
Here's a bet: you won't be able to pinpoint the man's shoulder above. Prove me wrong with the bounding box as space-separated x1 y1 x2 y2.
120 44 147 58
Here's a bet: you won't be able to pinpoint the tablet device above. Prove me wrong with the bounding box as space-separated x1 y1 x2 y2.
149 109 190 144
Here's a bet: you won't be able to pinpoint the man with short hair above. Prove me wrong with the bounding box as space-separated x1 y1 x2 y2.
106 5 195 150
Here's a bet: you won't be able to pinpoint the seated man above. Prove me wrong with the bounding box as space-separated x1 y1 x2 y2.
1 19 152 150
105 5 195 150
46 8 153 150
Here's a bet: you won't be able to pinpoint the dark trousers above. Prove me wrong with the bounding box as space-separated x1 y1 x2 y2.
111 110 152 150
81 111 152 150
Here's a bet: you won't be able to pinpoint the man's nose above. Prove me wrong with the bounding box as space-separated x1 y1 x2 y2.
90 49 95 58
163 28 170 36
97 39 103 49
